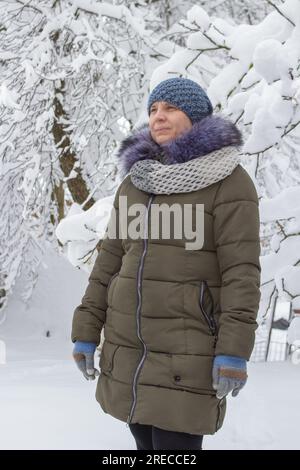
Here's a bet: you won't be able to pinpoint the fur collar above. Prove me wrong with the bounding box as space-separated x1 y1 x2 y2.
116 115 243 178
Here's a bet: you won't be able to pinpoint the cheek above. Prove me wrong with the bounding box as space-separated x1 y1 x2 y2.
170 117 178 128
169 123 177 134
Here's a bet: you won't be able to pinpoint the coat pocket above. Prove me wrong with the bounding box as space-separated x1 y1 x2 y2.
99 340 120 374
198 280 218 341
170 353 215 394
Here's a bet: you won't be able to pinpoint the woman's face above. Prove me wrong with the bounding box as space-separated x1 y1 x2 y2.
149 100 193 144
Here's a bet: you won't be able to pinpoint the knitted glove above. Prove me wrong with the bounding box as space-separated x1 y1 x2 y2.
212 355 248 399
73 341 99 381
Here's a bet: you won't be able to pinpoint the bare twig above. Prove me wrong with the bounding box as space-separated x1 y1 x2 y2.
266 0 295 27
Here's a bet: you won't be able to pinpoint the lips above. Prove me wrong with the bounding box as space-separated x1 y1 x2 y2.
155 128 170 132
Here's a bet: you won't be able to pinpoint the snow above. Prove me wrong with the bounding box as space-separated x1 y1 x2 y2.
260 237 300 285
1 0 300 452
212 18 235 36
253 38 298 85
0 82 21 110
287 316 300 344
244 106 283 154
69 0 152 38
243 84 294 154
187 31 216 50
240 67 262 90
203 0 300 156
208 62 248 108
1 340 299 449
22 60 40 89
55 196 114 245
19 153 41 217
0 243 299 450
55 195 114 272
292 297 300 309
260 186 300 222
186 6 211 31
227 90 251 114
275 266 300 299
280 0 300 25
253 39 282 83
243 92 262 124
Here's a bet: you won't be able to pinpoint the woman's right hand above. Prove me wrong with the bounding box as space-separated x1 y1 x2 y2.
72 340 100 380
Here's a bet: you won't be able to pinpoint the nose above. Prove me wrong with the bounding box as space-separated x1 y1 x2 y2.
152 108 167 122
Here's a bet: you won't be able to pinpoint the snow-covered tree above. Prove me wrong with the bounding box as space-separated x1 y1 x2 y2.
0 0 174 312
57 0 300 350
185 0 300 331
143 0 300 335
1 0 299 335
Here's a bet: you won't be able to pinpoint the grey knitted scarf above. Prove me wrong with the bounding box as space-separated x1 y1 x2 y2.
130 145 241 195
116 115 243 195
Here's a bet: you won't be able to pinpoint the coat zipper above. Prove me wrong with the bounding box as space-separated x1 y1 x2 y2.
198 280 218 348
126 193 155 427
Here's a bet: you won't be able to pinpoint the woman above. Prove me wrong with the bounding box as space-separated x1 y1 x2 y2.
71 77 261 450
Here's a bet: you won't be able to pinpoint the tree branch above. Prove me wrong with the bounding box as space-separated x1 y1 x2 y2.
245 120 300 156
266 0 295 27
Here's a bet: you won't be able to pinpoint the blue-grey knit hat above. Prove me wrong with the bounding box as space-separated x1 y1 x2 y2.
147 77 213 124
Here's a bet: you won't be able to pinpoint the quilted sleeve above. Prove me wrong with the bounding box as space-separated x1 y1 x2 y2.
212 165 261 360
71 177 128 345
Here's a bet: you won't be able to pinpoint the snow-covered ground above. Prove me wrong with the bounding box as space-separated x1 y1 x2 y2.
0 245 299 450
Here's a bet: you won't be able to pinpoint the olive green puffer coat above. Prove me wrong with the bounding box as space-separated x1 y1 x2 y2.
71 116 261 435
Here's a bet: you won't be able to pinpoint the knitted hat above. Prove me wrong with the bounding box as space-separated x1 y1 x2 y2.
147 77 213 124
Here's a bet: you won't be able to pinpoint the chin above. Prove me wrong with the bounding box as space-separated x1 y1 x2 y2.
157 135 172 144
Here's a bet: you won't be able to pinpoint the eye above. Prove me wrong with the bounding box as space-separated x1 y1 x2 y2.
150 105 174 112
